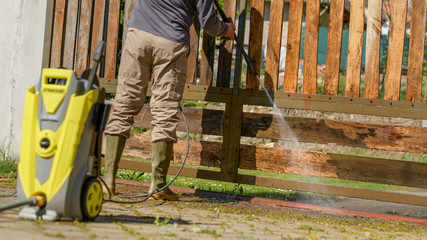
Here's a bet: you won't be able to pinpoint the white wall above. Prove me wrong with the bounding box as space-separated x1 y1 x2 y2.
0 0 52 158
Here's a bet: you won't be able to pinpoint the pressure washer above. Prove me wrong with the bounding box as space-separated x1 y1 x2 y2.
0 42 109 221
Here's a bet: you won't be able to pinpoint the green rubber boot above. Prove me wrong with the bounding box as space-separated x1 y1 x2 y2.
148 141 179 201
103 134 126 194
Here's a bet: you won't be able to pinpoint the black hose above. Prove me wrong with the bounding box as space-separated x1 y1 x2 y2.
101 106 190 203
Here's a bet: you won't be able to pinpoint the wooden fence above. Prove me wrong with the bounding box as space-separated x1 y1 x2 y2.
46 0 427 206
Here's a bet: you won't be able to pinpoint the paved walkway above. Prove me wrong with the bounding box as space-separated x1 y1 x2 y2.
0 179 426 239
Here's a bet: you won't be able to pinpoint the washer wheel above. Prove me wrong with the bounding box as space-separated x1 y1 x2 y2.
81 177 103 221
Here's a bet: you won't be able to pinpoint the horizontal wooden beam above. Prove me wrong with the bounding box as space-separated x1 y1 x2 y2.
100 79 427 119
122 135 427 188
238 89 427 119
116 160 427 206
131 105 427 154
100 78 232 103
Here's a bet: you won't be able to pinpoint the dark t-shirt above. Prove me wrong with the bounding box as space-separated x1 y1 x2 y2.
128 0 228 46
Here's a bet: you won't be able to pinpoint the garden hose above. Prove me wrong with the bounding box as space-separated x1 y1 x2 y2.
0 195 46 213
100 106 190 204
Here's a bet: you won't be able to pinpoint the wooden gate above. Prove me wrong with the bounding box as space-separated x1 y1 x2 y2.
45 0 427 206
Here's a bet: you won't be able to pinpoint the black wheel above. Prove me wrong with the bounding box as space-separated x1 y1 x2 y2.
81 178 103 221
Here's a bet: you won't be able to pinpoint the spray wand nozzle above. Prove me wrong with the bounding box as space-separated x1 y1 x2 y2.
0 195 46 213
85 41 106 93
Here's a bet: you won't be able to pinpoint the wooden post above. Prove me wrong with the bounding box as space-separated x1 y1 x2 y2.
187 22 200 84
104 0 120 78
50 0 67 68
246 0 265 90
63 0 79 70
75 0 94 75
217 0 237 88
303 0 320 94
364 0 382 99
406 0 427 102
42 0 55 68
345 0 365 98
324 0 344 96
264 0 285 91
283 0 304 93
199 32 216 86
384 0 408 100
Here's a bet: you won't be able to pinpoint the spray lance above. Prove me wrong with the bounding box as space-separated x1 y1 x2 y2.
213 0 260 80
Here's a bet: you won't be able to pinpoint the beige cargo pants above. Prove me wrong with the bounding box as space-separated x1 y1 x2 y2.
105 27 189 142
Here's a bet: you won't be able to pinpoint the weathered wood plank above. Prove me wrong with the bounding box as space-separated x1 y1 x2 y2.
90 0 106 68
345 0 365 97
199 32 215 85
283 0 304 92
105 0 121 78
303 0 320 94
264 0 285 91
241 112 427 154
63 0 79 70
324 0 345 96
122 134 427 189
384 0 408 100
406 0 427 102
122 0 135 51
50 0 67 68
217 0 237 88
129 104 427 154
75 0 94 75
187 22 200 84
364 0 382 99
246 0 265 90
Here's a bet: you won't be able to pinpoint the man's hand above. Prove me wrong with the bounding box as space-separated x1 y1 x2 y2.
223 23 236 40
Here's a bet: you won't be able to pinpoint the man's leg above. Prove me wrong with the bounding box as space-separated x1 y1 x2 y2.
103 27 153 193
148 35 189 201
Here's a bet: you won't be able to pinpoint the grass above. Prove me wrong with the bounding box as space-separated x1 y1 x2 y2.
113 156 414 202
0 149 18 178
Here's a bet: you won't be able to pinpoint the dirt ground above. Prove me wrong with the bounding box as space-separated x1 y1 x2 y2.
0 178 426 240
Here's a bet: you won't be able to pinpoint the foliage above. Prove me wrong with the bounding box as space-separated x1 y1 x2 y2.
0 149 18 178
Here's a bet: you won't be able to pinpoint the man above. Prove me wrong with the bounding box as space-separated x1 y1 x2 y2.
103 0 235 201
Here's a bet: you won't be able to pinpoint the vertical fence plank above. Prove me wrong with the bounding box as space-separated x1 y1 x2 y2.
384 0 408 100
233 0 248 89
324 0 345 95
199 33 215 86
90 0 106 67
264 0 285 91
43 0 55 68
63 0 79 70
122 0 135 50
217 0 237 87
246 0 265 90
345 0 365 97
105 0 121 78
406 0 427 102
75 0 93 75
364 0 382 99
303 0 320 94
283 0 303 93
50 0 67 68
187 22 200 84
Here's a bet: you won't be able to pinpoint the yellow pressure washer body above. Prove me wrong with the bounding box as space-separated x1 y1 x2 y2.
17 43 109 221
